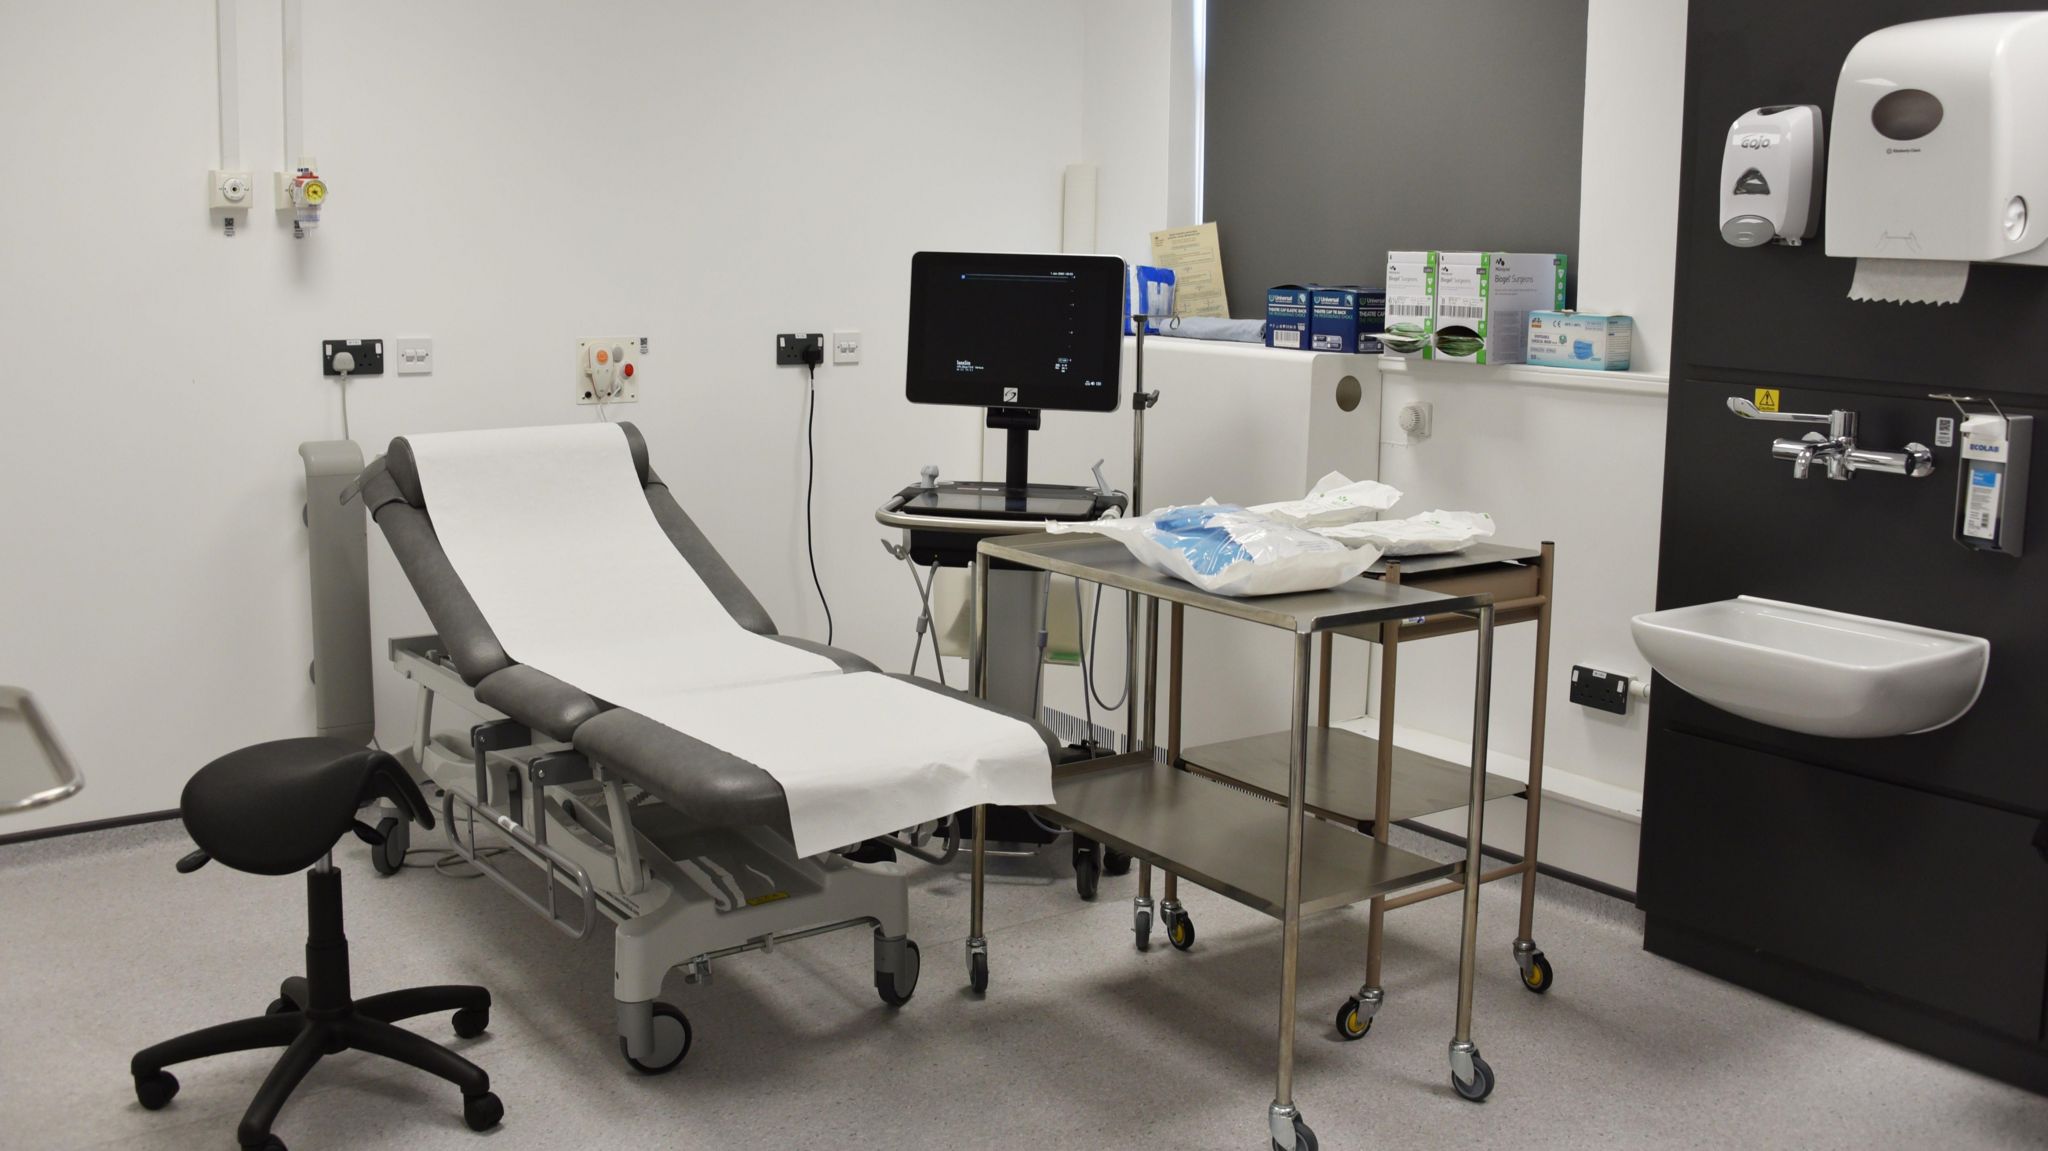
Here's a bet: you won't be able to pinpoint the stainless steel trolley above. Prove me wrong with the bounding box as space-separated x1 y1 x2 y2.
962 532 1501 1151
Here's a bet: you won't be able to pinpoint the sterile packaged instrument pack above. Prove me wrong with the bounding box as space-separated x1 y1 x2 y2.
1048 501 1383 597
1316 509 1497 556
1247 471 1403 528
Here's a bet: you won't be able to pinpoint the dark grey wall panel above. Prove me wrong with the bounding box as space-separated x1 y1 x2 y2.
1203 0 1587 316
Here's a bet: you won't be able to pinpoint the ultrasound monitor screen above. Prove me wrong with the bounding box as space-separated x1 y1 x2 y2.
905 252 1125 413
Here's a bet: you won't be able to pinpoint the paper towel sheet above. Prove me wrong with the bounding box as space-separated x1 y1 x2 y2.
1849 258 1968 305
405 424 1052 857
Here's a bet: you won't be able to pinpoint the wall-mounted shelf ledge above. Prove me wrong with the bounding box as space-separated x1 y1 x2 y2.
1379 354 1670 398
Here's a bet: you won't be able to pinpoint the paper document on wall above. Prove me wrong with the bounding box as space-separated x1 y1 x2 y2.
1149 222 1231 318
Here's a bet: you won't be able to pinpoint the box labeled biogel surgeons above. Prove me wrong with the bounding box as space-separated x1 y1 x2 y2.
1381 252 1437 356
1309 286 1385 353
1265 284 1313 349
1431 252 1567 364
1526 311 1633 371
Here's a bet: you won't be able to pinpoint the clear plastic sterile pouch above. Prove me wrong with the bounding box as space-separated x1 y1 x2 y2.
1048 502 1383 597
1316 510 1497 556
1247 470 1403 528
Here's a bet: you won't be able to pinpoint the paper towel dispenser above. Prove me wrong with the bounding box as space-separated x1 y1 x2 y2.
1825 12 2048 267
1721 105 1824 247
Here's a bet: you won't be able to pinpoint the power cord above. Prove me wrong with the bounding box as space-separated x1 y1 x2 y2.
802 353 832 645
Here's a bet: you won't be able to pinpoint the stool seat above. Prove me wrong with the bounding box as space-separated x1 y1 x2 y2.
181 737 432 876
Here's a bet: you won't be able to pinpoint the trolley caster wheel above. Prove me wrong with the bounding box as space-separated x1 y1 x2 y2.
452 1005 490 1038
1520 950 1554 995
1133 906 1153 952
370 815 409 876
618 1002 692 1074
1271 1116 1318 1151
875 940 922 1007
462 1091 504 1132
968 950 989 995
1166 908 1195 951
1452 1054 1496 1102
1074 852 1101 901
1103 847 1133 876
1335 997 1373 1041
133 1069 179 1111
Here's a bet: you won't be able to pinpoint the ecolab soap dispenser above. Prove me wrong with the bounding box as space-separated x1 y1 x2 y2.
1720 105 1824 247
1825 12 2048 265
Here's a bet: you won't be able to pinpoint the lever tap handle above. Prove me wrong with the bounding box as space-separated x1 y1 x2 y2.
1727 397 1832 423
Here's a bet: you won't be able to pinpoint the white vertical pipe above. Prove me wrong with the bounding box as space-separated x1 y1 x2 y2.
281 0 303 168
215 0 239 168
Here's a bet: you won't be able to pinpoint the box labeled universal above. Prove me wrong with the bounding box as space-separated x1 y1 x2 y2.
1265 284 1313 349
1431 252 1567 364
1310 286 1385 353
1381 252 1437 356
1526 311 1633 371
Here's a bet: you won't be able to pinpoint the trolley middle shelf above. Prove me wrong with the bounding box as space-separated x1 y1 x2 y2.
1044 751 1460 918
1179 727 1524 831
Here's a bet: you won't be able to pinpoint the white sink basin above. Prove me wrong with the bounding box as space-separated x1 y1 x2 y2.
1631 596 1989 739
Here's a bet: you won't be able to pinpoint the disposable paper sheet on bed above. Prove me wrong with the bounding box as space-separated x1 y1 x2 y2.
404 423 1052 858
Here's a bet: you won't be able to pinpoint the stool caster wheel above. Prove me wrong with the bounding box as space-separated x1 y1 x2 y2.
618 1002 691 1074
1335 997 1373 1040
1166 908 1195 951
1452 1053 1496 1102
1520 950 1554 994
1271 1115 1318 1151
968 950 989 995
463 1091 504 1132
265 997 296 1016
1074 852 1101 901
370 815 409 877
875 939 922 1007
452 1005 490 1038
244 1136 286 1151
267 976 306 1015
1103 847 1133 876
133 1069 179 1111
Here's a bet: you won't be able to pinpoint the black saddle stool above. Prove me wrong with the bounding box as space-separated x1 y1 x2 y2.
130 738 503 1150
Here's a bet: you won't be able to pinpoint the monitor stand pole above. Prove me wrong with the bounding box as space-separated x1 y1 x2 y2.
986 406 1041 497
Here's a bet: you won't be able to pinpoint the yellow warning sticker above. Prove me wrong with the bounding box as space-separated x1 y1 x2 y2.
1754 388 1780 412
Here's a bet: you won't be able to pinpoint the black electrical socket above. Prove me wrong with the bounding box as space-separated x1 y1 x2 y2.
322 338 385 376
1569 665 1631 715
776 333 824 366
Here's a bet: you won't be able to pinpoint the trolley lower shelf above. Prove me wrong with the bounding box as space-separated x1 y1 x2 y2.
1042 752 1458 918
1180 727 1522 830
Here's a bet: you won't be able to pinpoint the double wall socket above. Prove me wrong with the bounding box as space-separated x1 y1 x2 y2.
322 339 384 376
777 333 824 367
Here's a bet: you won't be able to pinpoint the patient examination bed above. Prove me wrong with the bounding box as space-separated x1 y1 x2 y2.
357 423 1055 1072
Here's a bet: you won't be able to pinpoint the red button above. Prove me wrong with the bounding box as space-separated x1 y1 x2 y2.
622 363 634 377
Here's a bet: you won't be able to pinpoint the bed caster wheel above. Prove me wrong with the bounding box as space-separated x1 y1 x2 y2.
1335 997 1373 1040
1103 847 1132 876
1074 851 1101 901
875 939 922 1007
619 1002 692 1075
1451 1053 1496 1102
462 1091 504 1132
1165 907 1195 951
1271 1116 1318 1151
1519 950 1554 994
968 949 990 995
370 815 408 876
452 1005 490 1038
133 1069 179 1111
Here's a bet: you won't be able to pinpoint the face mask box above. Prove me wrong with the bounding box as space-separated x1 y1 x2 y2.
1381 251 1437 356
1309 286 1386 353
1526 311 1633 371
1431 252 1567 364
1265 285 1313 349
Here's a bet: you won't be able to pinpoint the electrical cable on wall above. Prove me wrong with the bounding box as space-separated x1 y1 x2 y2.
805 362 833 645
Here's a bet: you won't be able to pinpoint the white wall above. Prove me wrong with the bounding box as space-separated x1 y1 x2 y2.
1369 0 1689 889
0 0 1126 834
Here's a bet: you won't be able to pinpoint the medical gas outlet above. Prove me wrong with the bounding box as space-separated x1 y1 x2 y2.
577 337 643 405
208 169 252 235
276 158 328 237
